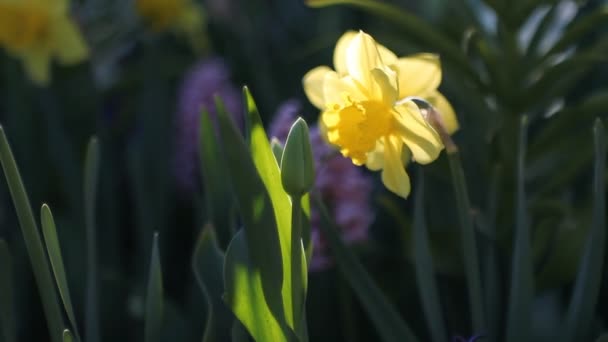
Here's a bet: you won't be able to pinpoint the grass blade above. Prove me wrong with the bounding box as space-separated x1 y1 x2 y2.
83 136 100 342
0 126 64 342
62 329 73 342
506 116 534 342
313 195 419 342
0 240 16 342
41 204 81 342
145 233 163 342
412 171 446 342
192 225 232 342
447 148 485 333
561 119 606 341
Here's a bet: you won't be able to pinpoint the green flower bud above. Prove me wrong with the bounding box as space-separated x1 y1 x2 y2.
280 117 314 197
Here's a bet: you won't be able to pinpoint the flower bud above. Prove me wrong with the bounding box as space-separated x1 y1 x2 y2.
280 118 314 197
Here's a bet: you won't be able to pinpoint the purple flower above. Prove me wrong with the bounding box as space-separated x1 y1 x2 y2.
173 57 242 193
269 100 374 271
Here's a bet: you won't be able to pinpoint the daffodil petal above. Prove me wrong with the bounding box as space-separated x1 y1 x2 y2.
323 74 365 104
333 30 357 75
376 41 398 66
22 50 51 86
365 140 384 171
370 67 398 105
381 136 411 198
346 31 383 89
395 53 441 99
53 19 88 65
303 66 334 109
427 91 459 134
394 101 443 164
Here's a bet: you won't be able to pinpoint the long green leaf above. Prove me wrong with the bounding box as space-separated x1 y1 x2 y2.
216 97 287 327
0 126 64 342
223 230 293 342
199 108 232 245
192 225 233 342
0 240 16 342
41 204 81 342
145 233 163 342
305 0 479 85
242 87 297 326
447 149 485 333
412 171 446 342
544 7 608 58
506 116 534 342
83 136 100 342
561 119 606 341
313 195 419 342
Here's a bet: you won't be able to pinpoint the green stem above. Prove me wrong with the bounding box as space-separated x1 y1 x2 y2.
291 195 304 338
447 150 485 334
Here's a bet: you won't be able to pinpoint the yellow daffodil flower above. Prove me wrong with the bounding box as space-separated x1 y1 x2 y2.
303 30 458 198
0 0 88 86
136 0 205 50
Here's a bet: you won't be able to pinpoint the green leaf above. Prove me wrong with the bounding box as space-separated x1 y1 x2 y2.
83 136 100 342
199 108 233 245
313 195 419 342
305 0 479 85
231 320 250 342
0 240 16 342
506 116 534 342
216 97 287 326
479 166 502 341
561 119 606 341
544 8 608 58
145 233 163 342
40 204 81 342
447 148 485 333
223 230 294 342
192 225 233 342
0 126 64 342
412 171 446 342
62 329 73 342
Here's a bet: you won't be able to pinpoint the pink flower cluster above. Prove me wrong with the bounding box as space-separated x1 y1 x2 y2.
173 58 242 193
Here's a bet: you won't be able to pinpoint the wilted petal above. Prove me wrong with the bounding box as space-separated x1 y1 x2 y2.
394 101 442 164
381 135 411 198
303 66 334 109
395 53 441 98
427 91 459 134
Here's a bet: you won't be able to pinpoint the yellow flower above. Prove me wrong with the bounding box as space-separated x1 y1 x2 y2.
303 31 458 198
136 0 205 48
0 0 88 85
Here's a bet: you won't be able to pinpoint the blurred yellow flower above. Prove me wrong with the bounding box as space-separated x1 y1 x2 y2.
303 31 458 198
0 0 88 85
136 0 205 49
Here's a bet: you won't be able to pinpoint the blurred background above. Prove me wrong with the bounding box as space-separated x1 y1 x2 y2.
1 0 608 341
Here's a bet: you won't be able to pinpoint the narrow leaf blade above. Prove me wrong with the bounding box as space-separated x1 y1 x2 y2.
313 195 419 342
506 116 534 342
0 126 64 342
145 233 163 342
41 204 81 341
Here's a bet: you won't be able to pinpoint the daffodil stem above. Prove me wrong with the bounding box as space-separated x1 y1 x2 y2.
447 151 485 334
291 194 305 338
